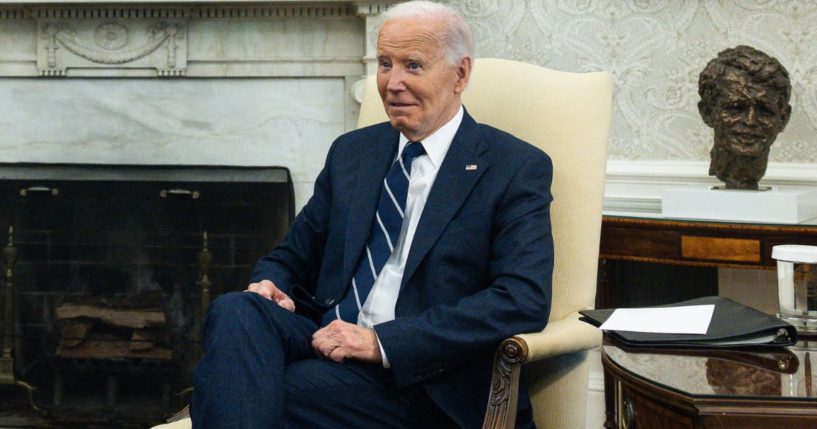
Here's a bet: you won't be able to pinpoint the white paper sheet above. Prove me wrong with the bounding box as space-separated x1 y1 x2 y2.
599 304 715 335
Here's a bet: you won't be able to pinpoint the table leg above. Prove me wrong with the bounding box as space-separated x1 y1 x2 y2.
602 354 616 429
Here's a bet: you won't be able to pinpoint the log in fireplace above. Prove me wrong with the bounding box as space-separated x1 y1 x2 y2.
0 163 293 428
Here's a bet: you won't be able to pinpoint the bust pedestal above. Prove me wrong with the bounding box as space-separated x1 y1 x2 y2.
662 186 817 224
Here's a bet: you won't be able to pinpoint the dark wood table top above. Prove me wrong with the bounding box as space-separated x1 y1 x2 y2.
603 339 817 401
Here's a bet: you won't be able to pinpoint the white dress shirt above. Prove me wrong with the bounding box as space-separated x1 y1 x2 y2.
358 106 464 366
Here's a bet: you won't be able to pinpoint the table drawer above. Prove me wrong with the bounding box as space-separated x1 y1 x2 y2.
618 384 693 429
680 236 761 263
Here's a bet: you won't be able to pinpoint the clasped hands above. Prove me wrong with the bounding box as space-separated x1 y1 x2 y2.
246 280 382 364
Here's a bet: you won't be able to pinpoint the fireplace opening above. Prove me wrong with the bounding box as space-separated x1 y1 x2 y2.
0 163 293 428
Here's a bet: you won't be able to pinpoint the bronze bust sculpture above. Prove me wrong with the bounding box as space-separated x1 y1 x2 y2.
698 45 792 190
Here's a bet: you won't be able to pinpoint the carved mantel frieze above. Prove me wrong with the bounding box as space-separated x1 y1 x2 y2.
0 1 398 79
38 17 187 77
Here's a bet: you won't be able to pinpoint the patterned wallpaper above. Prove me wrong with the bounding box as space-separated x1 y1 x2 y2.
443 0 817 163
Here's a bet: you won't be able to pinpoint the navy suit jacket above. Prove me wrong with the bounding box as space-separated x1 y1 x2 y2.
251 109 554 428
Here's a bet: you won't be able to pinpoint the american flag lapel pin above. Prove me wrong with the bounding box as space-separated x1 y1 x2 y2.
465 164 478 171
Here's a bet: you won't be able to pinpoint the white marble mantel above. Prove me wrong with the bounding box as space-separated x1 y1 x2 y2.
0 0 397 209
0 0 395 77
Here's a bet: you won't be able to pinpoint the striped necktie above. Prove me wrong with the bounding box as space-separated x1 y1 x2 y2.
323 141 425 325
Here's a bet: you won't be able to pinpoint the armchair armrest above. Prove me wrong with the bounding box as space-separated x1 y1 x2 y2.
517 311 602 363
481 311 601 429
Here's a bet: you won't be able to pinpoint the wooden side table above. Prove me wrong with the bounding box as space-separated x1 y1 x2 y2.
602 339 817 429
598 216 817 308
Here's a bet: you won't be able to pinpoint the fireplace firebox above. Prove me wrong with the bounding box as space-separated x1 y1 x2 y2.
0 163 293 428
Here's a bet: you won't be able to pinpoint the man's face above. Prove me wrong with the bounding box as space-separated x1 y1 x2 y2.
711 74 788 157
376 17 470 142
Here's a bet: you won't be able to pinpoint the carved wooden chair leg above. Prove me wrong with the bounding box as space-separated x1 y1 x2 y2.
482 337 529 429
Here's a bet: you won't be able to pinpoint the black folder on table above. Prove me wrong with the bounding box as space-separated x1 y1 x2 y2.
580 296 797 348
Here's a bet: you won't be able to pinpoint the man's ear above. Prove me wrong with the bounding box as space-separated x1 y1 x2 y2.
454 56 472 94
779 103 792 130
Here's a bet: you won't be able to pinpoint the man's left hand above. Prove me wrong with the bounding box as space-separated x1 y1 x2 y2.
312 320 382 363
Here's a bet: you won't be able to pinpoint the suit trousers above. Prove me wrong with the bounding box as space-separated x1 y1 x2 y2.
190 292 455 429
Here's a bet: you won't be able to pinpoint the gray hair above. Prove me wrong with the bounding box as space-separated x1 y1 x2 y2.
380 1 475 64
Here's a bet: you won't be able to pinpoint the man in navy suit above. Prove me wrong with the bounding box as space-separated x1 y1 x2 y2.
191 1 553 428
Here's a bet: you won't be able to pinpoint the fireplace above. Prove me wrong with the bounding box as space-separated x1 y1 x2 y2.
0 0 395 425
0 163 293 427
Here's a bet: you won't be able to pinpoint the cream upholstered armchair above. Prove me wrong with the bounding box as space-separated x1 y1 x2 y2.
358 58 612 429
153 58 611 429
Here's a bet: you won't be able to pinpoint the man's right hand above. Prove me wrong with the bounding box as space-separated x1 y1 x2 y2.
246 280 296 312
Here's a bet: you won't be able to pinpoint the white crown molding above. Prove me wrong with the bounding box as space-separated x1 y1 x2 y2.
604 160 817 216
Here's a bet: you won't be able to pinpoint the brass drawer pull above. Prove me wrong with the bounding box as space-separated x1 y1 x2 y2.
19 186 59 197
160 189 200 199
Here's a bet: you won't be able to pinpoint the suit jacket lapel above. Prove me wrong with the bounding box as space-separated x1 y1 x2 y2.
342 127 400 287
401 112 489 288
